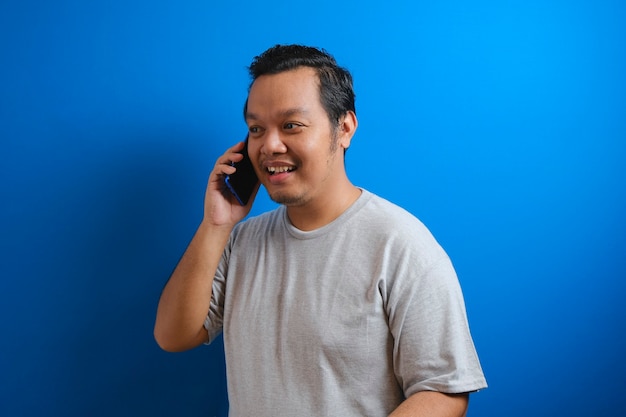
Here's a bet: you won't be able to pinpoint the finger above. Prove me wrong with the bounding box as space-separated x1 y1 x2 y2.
217 141 247 166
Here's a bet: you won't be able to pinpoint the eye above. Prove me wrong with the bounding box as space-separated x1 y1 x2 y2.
248 126 262 135
284 122 303 131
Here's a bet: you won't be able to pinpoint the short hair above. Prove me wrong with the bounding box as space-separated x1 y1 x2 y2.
244 44 356 128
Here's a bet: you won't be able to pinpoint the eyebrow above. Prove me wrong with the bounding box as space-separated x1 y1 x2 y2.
246 107 310 121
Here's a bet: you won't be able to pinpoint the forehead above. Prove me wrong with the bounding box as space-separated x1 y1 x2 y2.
246 67 323 119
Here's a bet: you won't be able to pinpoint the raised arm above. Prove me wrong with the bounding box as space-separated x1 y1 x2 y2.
154 141 259 352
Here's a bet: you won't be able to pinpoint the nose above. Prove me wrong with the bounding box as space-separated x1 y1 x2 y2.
260 129 287 155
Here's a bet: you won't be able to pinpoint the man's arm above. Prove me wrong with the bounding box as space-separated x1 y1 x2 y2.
153 141 258 352
388 392 469 417
153 222 232 352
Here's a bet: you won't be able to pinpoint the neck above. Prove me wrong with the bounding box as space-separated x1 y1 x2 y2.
286 183 361 231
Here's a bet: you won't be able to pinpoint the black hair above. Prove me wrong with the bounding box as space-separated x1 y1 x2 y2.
244 44 356 128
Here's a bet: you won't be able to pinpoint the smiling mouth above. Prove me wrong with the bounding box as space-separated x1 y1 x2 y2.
267 166 296 175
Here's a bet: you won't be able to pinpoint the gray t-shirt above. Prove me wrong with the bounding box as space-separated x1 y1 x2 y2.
204 189 487 416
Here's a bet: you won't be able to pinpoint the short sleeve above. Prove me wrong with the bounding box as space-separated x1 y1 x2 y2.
387 253 487 395
203 235 231 344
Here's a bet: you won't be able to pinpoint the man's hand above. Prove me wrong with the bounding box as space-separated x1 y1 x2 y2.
204 141 260 228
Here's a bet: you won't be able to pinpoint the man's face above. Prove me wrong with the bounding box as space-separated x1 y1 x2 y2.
245 67 345 207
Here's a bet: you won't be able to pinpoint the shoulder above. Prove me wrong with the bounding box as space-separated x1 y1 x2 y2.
231 206 285 241
356 190 449 263
359 190 432 238
363 191 416 220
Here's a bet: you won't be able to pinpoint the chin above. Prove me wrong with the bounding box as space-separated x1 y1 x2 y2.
269 190 308 206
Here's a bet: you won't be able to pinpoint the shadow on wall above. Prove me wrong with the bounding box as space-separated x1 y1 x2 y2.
3 123 229 416
71 127 230 416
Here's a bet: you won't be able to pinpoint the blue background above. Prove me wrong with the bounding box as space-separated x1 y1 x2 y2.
1 0 625 416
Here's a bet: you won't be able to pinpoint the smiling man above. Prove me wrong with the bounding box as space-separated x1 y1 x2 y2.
155 44 487 417
246 65 360 229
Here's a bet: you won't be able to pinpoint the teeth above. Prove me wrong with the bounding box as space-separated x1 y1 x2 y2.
267 166 293 174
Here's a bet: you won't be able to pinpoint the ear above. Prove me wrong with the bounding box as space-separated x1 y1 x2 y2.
337 111 358 150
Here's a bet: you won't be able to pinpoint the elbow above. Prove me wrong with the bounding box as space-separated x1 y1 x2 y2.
153 324 183 352
153 324 206 352
154 337 182 353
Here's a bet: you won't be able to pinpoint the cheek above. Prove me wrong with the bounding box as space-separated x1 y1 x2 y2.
248 139 263 156
247 140 260 155
247 144 263 173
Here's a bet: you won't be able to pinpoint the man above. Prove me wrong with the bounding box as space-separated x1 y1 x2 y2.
154 44 487 416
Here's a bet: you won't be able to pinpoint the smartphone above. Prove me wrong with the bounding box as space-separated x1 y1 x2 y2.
224 138 259 205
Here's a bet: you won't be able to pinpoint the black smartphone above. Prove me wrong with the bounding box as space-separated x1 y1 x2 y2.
224 139 259 205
